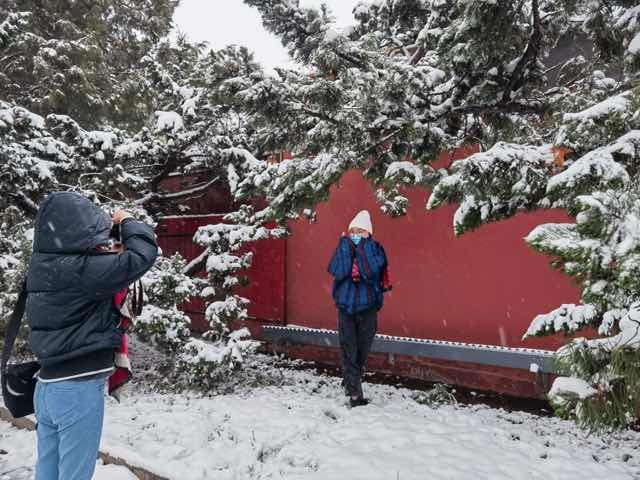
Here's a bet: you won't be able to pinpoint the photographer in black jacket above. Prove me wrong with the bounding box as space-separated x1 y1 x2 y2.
26 192 158 480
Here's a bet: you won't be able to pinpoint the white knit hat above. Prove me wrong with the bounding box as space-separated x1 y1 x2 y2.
348 210 373 235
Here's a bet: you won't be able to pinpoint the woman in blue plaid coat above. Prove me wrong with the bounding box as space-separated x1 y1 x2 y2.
328 210 390 407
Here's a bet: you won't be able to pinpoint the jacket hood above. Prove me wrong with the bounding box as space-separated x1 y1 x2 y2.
33 192 112 254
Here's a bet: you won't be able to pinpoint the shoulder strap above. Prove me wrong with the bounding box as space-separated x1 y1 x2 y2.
1 281 28 373
131 280 144 317
357 240 373 277
348 239 356 256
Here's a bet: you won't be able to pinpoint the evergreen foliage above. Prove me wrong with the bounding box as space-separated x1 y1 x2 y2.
421 1 640 428
0 0 178 130
3 0 640 417
0 3 265 383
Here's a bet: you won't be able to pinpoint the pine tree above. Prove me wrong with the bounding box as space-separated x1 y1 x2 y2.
173 207 267 390
238 0 640 426
239 0 575 215
0 1 178 130
1 3 267 380
136 254 197 353
0 209 30 323
426 3 640 428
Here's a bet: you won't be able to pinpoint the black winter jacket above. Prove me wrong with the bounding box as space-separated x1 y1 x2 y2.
26 192 158 380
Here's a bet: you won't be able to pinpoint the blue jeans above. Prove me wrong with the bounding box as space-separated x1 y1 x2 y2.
34 377 105 480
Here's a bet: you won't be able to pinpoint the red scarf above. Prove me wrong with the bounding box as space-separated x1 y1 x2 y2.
108 288 132 401
351 243 392 291
351 258 361 282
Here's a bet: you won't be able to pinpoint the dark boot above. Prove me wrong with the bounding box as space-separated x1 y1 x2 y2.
349 397 370 408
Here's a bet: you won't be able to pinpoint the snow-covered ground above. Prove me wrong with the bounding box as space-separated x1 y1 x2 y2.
2 357 640 480
0 421 137 480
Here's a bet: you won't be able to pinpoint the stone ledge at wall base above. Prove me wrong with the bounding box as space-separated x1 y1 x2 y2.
263 326 558 372
270 343 555 400
0 407 168 480
262 326 557 399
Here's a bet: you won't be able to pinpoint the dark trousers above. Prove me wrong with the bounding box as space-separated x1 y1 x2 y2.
338 308 377 398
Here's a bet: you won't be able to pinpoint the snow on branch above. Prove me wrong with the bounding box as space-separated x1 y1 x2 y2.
524 304 599 338
555 90 636 152
155 111 185 133
586 305 640 351
525 223 587 259
549 377 598 401
428 143 553 235
384 161 425 185
0 12 29 49
134 177 220 206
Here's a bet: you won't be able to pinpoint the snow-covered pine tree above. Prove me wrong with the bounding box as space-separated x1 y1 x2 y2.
191 208 267 340
0 0 178 130
0 208 31 326
0 10 266 223
0 10 80 329
426 3 640 428
174 206 267 390
1 3 268 382
237 1 640 427
136 254 197 353
239 0 576 216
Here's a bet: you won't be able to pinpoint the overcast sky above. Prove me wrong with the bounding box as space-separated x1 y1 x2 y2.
173 0 363 70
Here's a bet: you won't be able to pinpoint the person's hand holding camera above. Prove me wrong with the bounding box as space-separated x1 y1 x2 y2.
112 209 134 225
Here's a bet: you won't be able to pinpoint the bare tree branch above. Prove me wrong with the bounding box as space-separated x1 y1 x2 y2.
183 247 210 276
9 192 39 217
137 176 220 206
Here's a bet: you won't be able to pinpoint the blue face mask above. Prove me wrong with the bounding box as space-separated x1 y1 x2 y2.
350 234 362 245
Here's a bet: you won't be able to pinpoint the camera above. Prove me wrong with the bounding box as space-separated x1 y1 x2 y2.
103 223 123 251
110 223 121 242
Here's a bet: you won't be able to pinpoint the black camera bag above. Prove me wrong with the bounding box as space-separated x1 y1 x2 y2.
1 282 40 418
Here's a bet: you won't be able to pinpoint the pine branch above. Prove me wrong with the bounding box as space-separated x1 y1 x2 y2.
362 128 403 155
149 155 178 190
136 176 220 206
418 73 469 100
297 105 345 127
500 0 542 103
452 100 546 116
409 46 426 66
334 50 369 70
183 247 210 276
148 121 217 189
8 192 39 217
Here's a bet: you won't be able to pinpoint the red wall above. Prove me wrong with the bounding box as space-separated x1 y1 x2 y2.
235 236 286 323
286 169 579 350
155 151 583 396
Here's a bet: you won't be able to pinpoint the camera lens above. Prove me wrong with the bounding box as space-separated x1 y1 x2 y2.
110 224 121 241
